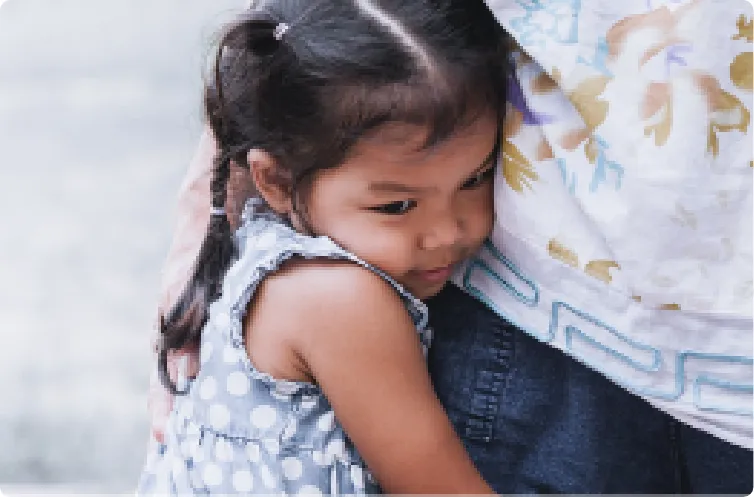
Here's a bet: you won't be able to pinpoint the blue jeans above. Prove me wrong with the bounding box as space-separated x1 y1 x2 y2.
427 285 753 494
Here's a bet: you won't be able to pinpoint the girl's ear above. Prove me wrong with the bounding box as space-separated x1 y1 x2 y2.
248 149 293 215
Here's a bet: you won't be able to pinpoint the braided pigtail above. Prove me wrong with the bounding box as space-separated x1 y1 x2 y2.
156 13 292 394
157 153 236 395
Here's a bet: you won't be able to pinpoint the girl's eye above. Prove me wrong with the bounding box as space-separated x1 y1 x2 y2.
367 200 417 215
461 165 496 190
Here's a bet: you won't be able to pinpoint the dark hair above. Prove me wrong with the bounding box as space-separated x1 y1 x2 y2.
158 0 509 393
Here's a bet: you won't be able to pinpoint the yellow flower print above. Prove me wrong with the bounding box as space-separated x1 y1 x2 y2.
531 72 559 95
502 139 539 193
547 239 579 268
546 241 622 286
559 76 611 152
583 137 599 164
629 295 682 311
694 73 751 157
658 303 682 311
733 14 753 42
730 51 753 91
584 260 621 284
502 107 540 193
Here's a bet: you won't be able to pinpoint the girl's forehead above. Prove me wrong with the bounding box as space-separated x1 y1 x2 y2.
345 113 498 169
323 115 498 187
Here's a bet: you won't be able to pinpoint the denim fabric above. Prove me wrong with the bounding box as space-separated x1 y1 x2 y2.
427 284 753 494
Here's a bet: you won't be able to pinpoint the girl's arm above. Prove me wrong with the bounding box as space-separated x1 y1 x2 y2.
247 260 495 494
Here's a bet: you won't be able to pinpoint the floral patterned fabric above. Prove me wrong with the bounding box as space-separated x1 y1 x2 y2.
454 0 753 448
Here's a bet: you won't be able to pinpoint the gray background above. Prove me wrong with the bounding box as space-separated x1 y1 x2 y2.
0 0 244 492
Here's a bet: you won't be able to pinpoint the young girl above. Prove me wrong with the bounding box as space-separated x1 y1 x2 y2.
138 0 507 494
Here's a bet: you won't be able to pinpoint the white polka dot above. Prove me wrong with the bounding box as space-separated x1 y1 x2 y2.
246 442 260 462
200 342 213 365
226 371 250 396
311 449 330 466
232 469 254 492
263 437 280 455
325 438 347 461
202 462 223 487
215 312 231 328
179 400 194 420
255 231 277 250
180 439 194 457
250 405 277 429
185 420 200 439
223 346 238 364
317 411 335 432
209 403 230 430
153 475 171 495
282 457 303 481
259 463 276 489
191 442 206 464
171 458 185 476
215 438 234 462
297 485 323 496
199 376 217 400
350 465 364 488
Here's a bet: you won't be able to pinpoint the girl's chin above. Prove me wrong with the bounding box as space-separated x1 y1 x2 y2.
411 279 451 301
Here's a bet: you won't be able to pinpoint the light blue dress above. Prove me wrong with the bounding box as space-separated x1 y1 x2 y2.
137 198 432 495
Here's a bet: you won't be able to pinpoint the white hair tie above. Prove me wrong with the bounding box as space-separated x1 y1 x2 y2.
273 23 290 41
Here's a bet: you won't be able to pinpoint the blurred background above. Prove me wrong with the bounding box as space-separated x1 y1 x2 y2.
0 0 245 492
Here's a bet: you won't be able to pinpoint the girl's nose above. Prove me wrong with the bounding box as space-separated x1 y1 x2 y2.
419 214 463 251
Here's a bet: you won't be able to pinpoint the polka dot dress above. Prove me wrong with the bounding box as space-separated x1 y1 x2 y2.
137 198 431 495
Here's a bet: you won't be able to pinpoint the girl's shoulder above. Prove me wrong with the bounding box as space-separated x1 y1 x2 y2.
225 198 430 382
245 257 422 383
228 198 427 330
254 257 411 329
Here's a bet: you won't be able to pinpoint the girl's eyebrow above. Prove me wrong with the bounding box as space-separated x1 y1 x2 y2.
368 137 500 194
368 181 428 194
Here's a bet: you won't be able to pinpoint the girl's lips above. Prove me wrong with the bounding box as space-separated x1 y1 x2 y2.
413 264 455 283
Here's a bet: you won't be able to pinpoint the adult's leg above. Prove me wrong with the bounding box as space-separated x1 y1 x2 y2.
427 284 682 494
677 421 753 494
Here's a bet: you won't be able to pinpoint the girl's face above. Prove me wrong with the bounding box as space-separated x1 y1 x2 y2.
300 112 498 300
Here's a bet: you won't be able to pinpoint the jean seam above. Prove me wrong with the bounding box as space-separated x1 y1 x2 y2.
668 418 688 493
464 319 515 443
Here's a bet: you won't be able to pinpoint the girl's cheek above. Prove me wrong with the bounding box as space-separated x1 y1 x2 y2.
364 234 415 272
463 196 494 245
